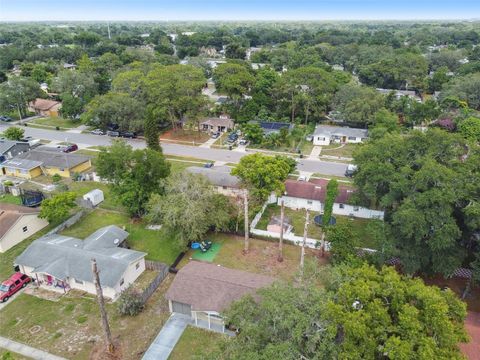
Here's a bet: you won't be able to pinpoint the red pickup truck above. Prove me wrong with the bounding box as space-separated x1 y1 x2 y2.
0 273 31 302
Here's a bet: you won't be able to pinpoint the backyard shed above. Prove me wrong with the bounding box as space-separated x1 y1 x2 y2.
83 189 104 207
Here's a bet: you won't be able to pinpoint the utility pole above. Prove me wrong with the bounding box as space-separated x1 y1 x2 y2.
107 22 111 40
278 200 285 262
243 188 249 254
91 259 114 354
300 209 309 273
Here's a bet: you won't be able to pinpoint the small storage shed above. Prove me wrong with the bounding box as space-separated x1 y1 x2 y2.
83 189 104 207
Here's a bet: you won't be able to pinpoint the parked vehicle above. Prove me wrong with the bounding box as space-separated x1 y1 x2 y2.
238 138 248 145
120 131 137 138
306 134 314 142
227 133 238 144
204 162 214 168
0 115 12 122
106 130 120 137
345 164 358 177
91 129 104 135
62 143 78 153
0 273 31 302
211 132 220 139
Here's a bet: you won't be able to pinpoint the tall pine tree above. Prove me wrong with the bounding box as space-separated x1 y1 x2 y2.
144 116 161 151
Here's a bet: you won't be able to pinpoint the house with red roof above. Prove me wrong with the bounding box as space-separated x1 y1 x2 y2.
279 179 384 219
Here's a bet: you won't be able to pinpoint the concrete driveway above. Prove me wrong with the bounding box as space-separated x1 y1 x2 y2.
142 313 190 360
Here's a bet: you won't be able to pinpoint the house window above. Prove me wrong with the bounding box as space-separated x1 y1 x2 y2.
354 206 359 211
22 226 28 232
348 136 356 141
20 169 28 175
74 278 84 285
222 186 227 190
307 200 313 205
135 262 140 270
120 278 124 286
339 204 345 209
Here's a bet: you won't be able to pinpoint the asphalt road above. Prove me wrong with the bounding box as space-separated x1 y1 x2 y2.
0 124 348 176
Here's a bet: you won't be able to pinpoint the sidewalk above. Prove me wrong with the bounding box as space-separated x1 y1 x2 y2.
199 136 220 148
0 336 66 360
308 146 322 160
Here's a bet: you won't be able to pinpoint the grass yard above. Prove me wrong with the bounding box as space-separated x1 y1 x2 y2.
30 117 78 129
167 159 206 175
311 173 352 182
60 209 179 264
0 275 174 360
160 129 210 144
256 204 323 240
320 143 358 158
335 215 380 249
0 350 30 360
66 181 120 211
169 326 227 360
180 233 326 281
0 193 21 205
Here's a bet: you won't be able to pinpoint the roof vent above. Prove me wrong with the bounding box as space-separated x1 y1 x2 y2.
113 239 120 245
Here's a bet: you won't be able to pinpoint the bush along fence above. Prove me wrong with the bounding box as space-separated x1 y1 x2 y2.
140 261 170 305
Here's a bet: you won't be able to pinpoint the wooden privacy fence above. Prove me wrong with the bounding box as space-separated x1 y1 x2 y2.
140 261 170 304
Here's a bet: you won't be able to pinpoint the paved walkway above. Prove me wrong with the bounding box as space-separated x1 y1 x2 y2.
0 336 66 360
308 145 322 160
199 136 220 148
142 313 190 360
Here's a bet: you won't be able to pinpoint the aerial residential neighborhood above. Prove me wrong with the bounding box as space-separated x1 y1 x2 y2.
0 1 479 360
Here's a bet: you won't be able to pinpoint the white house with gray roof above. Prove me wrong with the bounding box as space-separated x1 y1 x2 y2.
313 125 368 146
15 225 146 299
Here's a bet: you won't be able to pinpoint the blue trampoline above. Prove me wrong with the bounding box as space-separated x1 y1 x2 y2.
314 214 336 226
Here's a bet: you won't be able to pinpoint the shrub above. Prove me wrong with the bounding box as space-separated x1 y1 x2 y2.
52 174 62 183
117 287 144 316
3 180 14 186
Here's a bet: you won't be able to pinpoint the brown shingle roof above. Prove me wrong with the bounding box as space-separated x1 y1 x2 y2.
284 179 355 204
165 261 275 312
0 204 40 238
30 98 60 111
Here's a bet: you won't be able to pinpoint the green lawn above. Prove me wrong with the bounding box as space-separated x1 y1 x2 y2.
335 215 380 249
167 159 206 174
180 233 327 281
0 350 30 360
0 193 21 205
30 117 78 129
169 326 226 360
60 209 179 264
0 276 174 360
321 143 358 158
66 181 120 211
256 204 323 240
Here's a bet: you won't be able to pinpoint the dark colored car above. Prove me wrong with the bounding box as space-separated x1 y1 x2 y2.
0 116 13 122
62 144 78 153
0 273 31 302
227 133 238 144
120 131 137 139
106 130 120 137
204 162 214 168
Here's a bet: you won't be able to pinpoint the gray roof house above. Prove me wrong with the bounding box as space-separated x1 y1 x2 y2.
186 166 241 196
15 225 146 299
0 140 30 160
313 125 368 146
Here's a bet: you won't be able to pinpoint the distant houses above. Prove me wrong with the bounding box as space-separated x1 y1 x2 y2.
0 204 49 253
15 225 146 299
28 98 62 117
312 125 368 146
200 117 234 133
279 179 384 219
1 148 91 179
375 88 422 102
